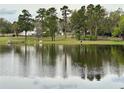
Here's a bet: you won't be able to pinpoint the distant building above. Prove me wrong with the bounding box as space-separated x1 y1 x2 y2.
19 30 36 36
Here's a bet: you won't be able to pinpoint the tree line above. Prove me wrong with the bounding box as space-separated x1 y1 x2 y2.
1 4 124 40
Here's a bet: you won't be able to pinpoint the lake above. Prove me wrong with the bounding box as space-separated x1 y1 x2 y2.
0 44 124 89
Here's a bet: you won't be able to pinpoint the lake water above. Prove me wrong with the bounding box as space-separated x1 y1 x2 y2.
0 44 124 89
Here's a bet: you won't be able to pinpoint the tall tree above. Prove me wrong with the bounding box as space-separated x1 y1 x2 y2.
12 21 20 36
116 15 124 40
70 6 86 40
70 10 79 39
93 4 106 38
18 9 34 42
109 10 120 32
86 4 95 37
86 4 106 39
98 16 112 36
60 5 71 38
46 7 58 41
35 8 47 38
0 18 12 34
78 6 87 37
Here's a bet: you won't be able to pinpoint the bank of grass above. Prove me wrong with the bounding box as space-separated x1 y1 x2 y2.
0 36 124 45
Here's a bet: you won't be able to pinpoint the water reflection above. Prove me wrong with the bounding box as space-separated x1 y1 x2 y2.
0 45 124 82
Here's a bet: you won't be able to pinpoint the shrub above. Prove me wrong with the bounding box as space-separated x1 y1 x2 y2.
81 35 97 40
112 27 121 37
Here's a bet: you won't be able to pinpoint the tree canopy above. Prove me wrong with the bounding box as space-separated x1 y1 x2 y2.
1 4 124 41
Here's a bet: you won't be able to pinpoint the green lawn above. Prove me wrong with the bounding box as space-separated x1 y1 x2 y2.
0 36 124 45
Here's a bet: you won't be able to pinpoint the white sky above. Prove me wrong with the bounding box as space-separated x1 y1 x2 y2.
0 4 124 22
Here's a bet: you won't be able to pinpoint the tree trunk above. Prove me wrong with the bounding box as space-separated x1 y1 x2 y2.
25 31 27 43
14 30 16 37
64 46 67 78
79 31 81 40
95 26 98 39
51 33 54 41
84 29 86 37
90 29 92 36
52 36 53 41
37 36 39 44
16 32 18 37
122 34 124 40
54 33 55 41
64 27 67 39
64 15 67 39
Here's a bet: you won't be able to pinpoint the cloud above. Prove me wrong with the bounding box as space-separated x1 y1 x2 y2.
0 8 16 15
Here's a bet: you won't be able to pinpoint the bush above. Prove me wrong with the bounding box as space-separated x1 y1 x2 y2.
112 27 121 37
90 36 97 40
75 33 81 40
42 31 50 37
81 35 97 40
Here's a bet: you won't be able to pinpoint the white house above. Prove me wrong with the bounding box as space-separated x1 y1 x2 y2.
19 30 36 36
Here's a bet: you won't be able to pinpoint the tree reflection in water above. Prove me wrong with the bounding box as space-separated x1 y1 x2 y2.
0 45 124 81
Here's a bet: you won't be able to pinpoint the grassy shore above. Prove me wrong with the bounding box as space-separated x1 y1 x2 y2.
0 36 124 45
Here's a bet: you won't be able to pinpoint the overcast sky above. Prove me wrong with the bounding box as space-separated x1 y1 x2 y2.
0 4 124 22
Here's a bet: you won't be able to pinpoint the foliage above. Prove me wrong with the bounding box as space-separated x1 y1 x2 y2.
70 4 106 40
35 8 47 38
2 4 124 41
60 5 71 38
81 35 97 40
18 9 34 33
18 9 34 41
112 15 124 39
119 16 124 34
45 7 58 41
70 6 86 40
0 18 12 34
12 21 20 36
112 27 121 37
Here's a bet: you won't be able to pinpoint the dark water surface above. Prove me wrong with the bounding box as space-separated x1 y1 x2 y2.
0 44 124 89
